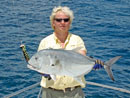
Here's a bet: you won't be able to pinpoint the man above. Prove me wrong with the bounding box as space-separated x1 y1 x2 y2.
38 6 103 98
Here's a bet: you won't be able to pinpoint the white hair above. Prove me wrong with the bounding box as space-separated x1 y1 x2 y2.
50 6 74 29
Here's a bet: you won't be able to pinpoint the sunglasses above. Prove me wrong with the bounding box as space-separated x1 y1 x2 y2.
54 18 70 22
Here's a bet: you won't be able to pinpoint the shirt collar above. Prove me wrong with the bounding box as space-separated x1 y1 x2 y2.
53 33 71 44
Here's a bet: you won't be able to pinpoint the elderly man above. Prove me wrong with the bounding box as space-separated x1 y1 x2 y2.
38 6 103 98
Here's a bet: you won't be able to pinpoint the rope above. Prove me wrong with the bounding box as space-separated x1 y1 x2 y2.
37 87 42 98
4 82 40 98
4 81 130 98
86 81 130 94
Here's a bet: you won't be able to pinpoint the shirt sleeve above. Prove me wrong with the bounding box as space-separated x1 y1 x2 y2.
76 36 87 53
37 39 46 51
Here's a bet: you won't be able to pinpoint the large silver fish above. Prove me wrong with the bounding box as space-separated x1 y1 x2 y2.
27 48 121 85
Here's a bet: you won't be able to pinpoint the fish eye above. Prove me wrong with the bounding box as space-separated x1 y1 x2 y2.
35 57 38 60
51 64 55 66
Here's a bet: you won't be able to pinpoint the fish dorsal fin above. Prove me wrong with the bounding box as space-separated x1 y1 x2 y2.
72 47 83 52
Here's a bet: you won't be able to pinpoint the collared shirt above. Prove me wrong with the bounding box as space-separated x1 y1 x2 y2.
38 33 87 90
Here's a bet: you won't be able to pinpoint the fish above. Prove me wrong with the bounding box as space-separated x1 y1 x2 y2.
27 48 121 85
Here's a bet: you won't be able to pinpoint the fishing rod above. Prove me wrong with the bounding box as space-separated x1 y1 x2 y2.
20 44 42 98
20 44 30 62
3 44 42 98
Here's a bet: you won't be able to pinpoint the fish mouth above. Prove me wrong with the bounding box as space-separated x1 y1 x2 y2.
27 63 38 70
27 63 44 74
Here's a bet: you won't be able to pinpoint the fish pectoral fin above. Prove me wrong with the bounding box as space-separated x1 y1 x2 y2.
50 74 57 81
74 77 84 85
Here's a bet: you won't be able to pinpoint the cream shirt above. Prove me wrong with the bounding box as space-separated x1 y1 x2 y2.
38 33 87 90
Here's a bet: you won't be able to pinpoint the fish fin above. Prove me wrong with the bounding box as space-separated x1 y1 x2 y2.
74 77 84 85
50 74 56 81
105 56 122 67
104 56 122 81
105 66 115 81
72 47 83 52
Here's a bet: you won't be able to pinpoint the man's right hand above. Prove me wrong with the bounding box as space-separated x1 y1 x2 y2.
41 73 51 80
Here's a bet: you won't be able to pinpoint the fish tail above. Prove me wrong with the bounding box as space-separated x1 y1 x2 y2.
104 56 122 81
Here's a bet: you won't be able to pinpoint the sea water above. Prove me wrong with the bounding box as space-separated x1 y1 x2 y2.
0 0 130 97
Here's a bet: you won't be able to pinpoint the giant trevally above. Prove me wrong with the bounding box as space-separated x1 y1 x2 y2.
27 48 121 85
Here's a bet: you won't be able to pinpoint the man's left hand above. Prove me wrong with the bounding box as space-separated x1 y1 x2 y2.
93 59 104 70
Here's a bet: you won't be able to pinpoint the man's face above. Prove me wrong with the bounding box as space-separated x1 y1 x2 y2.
53 11 70 33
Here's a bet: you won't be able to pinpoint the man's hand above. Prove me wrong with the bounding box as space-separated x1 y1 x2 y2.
41 73 51 80
93 59 104 70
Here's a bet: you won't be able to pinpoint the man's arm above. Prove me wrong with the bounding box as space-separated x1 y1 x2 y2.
79 50 86 56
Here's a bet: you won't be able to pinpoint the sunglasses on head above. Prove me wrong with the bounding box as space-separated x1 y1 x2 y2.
54 18 70 22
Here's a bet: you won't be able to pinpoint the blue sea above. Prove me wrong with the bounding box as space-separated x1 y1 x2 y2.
0 0 130 98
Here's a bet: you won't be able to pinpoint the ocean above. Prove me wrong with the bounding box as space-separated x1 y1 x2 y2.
0 0 130 98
